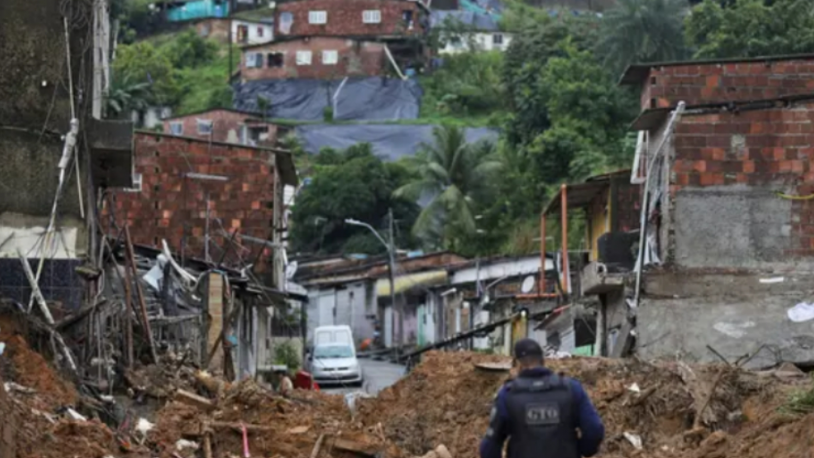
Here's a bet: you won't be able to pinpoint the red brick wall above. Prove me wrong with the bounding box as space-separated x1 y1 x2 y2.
275 0 425 38
670 104 814 258
241 38 385 80
162 109 280 145
105 132 279 270
640 59 814 111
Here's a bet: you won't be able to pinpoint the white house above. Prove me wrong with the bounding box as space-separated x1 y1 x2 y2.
431 10 512 55
233 18 274 45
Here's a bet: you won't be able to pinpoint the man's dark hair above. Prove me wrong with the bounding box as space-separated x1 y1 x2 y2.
513 338 544 366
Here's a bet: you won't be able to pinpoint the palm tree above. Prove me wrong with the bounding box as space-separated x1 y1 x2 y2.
597 0 690 76
106 74 152 119
394 125 502 251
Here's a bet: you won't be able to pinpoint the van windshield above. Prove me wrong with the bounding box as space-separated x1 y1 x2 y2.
313 345 354 359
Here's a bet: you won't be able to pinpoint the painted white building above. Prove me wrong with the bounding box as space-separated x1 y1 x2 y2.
439 31 512 54
233 19 274 45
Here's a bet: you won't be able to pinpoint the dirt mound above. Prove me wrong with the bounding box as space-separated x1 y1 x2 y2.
151 378 359 458
356 351 798 458
0 317 77 410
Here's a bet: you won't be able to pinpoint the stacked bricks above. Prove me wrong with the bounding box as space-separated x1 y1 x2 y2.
639 58 814 111
275 0 426 39
241 37 386 81
104 132 278 271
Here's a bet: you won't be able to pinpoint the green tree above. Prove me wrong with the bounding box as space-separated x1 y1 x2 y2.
597 0 690 76
394 125 502 251
113 41 180 105
161 29 219 68
685 0 814 59
106 73 151 118
289 144 419 254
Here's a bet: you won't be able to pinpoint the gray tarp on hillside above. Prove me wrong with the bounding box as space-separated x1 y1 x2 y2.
294 124 500 160
233 78 422 121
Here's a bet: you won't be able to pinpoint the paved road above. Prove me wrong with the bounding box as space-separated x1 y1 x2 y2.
322 358 406 396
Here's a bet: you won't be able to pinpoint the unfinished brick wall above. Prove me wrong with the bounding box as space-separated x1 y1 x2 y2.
663 102 814 268
275 0 425 38
639 58 814 111
105 132 279 271
241 37 386 80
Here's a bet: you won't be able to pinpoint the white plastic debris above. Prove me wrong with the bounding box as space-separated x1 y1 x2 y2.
0 342 5 356
623 432 643 450
344 392 373 415
627 383 641 394
4 382 36 394
788 302 814 323
175 439 200 451
65 408 87 421
136 418 154 434
760 277 785 284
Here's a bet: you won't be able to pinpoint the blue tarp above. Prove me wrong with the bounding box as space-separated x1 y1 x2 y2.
233 78 423 121
294 124 500 160
430 10 500 31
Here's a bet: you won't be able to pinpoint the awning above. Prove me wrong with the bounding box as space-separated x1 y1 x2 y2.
376 270 448 296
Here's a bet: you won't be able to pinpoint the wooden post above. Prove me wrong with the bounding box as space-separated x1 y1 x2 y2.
123 255 135 368
124 225 158 363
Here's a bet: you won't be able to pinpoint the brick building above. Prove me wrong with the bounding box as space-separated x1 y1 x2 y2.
619 54 814 368
241 37 387 80
106 131 297 275
274 0 428 39
162 108 290 147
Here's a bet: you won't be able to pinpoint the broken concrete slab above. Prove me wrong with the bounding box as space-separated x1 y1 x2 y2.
639 294 814 369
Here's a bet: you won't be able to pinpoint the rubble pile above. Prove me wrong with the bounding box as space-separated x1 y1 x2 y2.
356 351 810 458
4 335 814 458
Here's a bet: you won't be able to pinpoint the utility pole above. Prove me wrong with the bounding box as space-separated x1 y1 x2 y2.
387 208 400 360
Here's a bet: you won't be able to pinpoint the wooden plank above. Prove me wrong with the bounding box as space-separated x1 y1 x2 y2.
173 389 216 412
124 225 158 363
328 437 380 457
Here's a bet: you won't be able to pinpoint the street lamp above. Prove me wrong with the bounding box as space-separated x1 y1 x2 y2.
345 212 401 360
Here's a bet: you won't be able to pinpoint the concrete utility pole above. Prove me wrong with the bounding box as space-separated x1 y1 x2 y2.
345 213 400 360
387 208 401 360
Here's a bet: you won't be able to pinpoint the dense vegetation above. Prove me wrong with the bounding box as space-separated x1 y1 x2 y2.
111 0 814 257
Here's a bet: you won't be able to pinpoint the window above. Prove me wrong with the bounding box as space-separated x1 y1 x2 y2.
237 24 249 43
267 52 284 67
308 10 327 24
196 119 213 135
247 52 263 68
296 50 312 65
279 12 293 34
450 36 462 48
492 33 503 45
362 10 381 23
123 173 142 193
322 50 338 65
257 26 264 37
169 121 183 135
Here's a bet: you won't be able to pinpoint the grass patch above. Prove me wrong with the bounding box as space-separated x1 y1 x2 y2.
780 375 814 415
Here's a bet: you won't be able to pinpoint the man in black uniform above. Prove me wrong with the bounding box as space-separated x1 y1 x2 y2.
479 339 605 458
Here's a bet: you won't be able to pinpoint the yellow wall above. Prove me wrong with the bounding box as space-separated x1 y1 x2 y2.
587 189 611 261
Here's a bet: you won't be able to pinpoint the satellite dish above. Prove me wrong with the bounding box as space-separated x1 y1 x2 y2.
521 275 535 293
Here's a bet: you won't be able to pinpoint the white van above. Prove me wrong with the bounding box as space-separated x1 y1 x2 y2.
308 325 363 386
